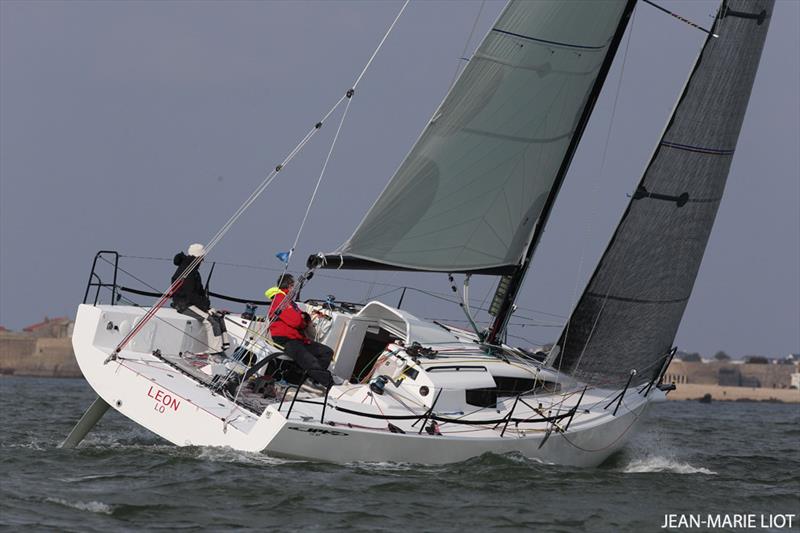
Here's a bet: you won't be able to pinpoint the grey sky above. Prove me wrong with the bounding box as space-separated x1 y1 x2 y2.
1 0 797 359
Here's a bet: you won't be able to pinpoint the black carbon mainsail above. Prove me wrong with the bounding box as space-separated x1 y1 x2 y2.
550 0 774 387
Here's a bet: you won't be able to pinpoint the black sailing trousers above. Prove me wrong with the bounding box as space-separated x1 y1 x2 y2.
272 337 334 387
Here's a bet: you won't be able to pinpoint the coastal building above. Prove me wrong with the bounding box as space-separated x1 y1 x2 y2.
0 317 79 377
664 359 798 389
22 316 74 338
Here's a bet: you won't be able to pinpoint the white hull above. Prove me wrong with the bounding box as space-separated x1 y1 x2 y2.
72 303 658 466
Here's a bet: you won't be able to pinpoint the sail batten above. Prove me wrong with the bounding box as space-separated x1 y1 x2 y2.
660 141 736 155
489 28 610 50
313 0 632 274
551 0 775 387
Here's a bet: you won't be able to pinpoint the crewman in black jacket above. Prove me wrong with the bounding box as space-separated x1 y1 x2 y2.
171 243 228 356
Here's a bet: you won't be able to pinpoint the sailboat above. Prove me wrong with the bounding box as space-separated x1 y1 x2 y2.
65 0 773 466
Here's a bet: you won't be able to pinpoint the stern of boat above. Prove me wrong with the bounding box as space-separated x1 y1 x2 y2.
71 303 287 450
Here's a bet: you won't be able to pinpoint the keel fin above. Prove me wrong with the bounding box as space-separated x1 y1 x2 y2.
60 396 110 448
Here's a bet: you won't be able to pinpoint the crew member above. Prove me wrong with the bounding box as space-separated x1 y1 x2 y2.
171 243 228 356
266 273 334 387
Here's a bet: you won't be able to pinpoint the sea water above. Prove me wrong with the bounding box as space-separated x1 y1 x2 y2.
1 377 798 532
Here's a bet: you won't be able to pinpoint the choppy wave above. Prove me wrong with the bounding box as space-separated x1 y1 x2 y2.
3 378 797 531
45 498 114 515
196 445 295 466
347 460 418 472
0 441 49 451
622 456 717 475
349 451 547 473
81 431 165 448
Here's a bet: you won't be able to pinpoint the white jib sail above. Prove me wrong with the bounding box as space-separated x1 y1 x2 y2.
337 0 629 273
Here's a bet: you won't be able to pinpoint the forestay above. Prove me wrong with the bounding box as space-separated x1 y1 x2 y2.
551 0 774 387
324 0 630 274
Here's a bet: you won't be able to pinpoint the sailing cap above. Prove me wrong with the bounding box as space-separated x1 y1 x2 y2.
187 243 206 257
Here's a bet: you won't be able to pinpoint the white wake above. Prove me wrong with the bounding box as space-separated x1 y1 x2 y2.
46 497 114 514
622 456 717 475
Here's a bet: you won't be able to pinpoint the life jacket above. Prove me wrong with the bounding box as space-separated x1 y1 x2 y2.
266 287 307 342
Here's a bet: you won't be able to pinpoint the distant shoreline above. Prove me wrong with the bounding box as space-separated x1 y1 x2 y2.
1 373 84 380
666 383 799 403
2 373 798 403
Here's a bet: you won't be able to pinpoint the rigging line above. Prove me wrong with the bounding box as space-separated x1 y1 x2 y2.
511 306 567 320
112 118 323 356
110 267 278 374
118 254 566 318
111 289 216 353
109 280 182 358
98 256 163 296
447 0 486 91
427 317 561 328
286 96 355 271
568 3 720 382
555 4 638 377
245 0 404 275
505 332 549 347
352 0 410 90
358 286 403 304
119 254 172 262
286 267 394 289
105 255 269 311
109 94 346 356
204 112 332 253
406 286 562 323
205 86 352 258
641 0 719 38
116 253 564 317
363 271 379 302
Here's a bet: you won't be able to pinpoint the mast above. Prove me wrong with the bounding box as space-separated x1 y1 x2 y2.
486 0 638 345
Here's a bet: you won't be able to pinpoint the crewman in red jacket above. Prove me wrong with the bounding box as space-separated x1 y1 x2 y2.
266 274 334 387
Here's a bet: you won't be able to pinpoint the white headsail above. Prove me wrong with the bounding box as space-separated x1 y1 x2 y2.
313 0 631 274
